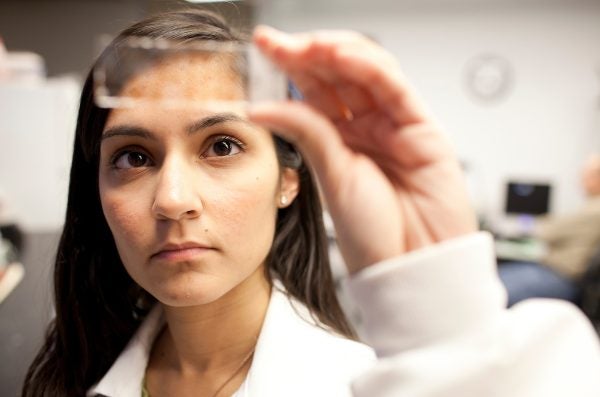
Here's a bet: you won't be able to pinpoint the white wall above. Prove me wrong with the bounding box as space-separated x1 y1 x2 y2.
0 78 80 231
257 1 600 224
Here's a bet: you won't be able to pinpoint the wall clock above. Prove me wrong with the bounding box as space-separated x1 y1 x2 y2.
463 54 514 104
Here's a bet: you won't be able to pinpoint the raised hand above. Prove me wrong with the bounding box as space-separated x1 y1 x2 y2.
249 26 477 274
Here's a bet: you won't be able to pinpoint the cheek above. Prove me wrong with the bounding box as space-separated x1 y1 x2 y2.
100 187 150 256
219 194 274 239
213 166 280 246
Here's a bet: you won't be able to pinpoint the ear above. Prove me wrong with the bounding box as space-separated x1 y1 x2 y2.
278 167 300 208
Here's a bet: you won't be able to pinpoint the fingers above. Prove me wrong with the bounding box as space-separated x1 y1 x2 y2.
247 100 352 185
253 25 429 126
332 46 430 125
288 71 377 122
287 72 353 123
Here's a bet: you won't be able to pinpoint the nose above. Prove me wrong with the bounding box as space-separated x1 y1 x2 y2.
151 157 202 221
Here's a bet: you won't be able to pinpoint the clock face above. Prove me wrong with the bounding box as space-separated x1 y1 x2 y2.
464 54 514 104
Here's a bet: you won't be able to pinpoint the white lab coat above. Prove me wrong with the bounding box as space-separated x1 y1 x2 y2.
89 232 600 397
88 282 376 397
348 232 600 397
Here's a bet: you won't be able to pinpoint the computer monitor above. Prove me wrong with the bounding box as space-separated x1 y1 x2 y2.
505 181 551 216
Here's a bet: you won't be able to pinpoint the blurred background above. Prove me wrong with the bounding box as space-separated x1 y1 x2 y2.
1 0 599 395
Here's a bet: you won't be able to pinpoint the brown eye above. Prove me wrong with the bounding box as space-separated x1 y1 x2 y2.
214 140 233 156
205 137 243 158
113 151 151 169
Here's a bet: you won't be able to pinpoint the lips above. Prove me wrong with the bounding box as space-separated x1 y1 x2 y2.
151 242 214 262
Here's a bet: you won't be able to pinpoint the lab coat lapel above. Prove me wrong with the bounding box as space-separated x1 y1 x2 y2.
244 285 329 396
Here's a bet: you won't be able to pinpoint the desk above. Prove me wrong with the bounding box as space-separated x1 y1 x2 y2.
495 238 546 262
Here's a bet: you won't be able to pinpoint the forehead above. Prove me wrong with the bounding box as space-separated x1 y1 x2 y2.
120 53 245 103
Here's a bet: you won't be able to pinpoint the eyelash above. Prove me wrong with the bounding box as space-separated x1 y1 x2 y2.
109 147 152 170
108 135 246 170
202 135 246 158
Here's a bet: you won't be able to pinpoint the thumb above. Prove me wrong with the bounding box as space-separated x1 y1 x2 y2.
248 101 352 183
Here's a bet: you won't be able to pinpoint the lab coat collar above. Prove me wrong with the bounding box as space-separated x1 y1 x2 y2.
88 282 349 397
88 305 163 396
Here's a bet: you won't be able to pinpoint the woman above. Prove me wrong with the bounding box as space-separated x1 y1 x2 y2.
23 10 373 397
24 7 600 397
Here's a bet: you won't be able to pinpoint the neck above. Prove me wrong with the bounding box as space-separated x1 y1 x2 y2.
156 266 271 374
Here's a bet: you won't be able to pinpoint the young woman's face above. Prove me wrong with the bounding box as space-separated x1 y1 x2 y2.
98 54 298 306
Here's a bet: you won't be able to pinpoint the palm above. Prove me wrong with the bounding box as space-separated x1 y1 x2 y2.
325 110 473 271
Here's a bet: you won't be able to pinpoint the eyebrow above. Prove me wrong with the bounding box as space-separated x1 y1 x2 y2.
101 126 155 141
186 113 250 135
101 113 250 142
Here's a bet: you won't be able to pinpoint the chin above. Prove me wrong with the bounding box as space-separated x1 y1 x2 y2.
151 276 233 307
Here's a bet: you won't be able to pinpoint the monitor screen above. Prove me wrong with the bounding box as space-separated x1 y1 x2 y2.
505 182 551 216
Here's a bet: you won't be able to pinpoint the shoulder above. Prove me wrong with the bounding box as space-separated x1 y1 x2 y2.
265 286 375 367
246 286 375 396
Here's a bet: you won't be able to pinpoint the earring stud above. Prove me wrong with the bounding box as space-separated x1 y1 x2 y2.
280 195 288 206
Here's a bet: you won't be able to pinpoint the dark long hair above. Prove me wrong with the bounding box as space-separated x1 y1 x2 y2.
22 9 353 397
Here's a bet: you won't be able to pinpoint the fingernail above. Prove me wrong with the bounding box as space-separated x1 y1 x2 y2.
253 25 278 43
246 101 275 116
253 25 296 46
254 25 279 36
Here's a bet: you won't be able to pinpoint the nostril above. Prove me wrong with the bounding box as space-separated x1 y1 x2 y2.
184 209 200 218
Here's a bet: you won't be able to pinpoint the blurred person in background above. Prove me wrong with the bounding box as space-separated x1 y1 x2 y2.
499 153 600 307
